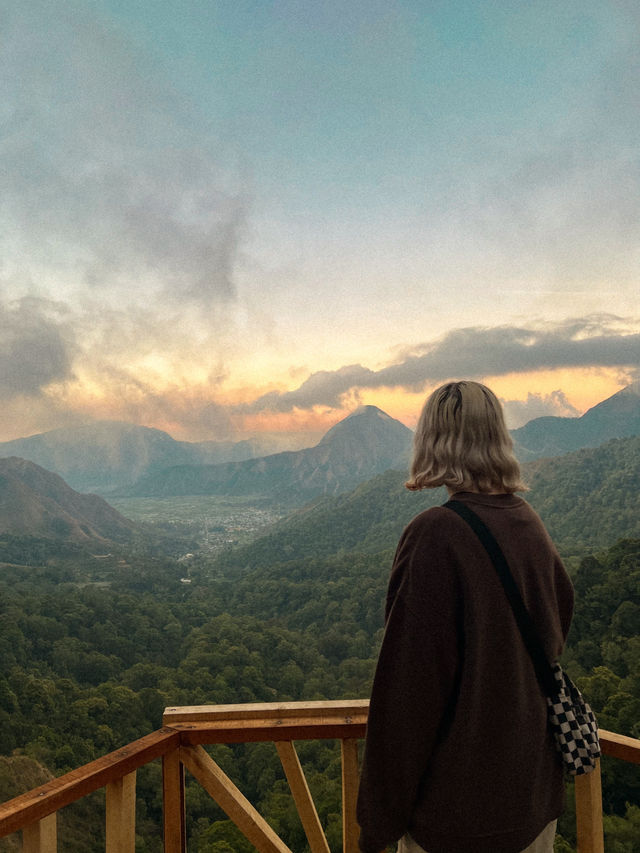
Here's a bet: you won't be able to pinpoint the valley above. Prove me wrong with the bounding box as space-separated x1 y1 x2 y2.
0 383 639 851
107 494 285 554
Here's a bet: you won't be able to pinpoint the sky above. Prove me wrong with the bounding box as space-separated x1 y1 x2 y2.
1 0 639 446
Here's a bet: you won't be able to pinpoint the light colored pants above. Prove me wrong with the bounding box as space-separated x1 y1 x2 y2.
397 819 557 853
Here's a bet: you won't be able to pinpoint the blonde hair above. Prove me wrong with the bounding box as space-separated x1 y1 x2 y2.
406 381 526 493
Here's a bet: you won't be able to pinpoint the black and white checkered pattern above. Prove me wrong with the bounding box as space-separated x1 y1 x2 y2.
546 663 601 776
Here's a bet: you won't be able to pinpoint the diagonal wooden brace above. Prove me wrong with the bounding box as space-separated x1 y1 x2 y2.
276 741 330 853
180 744 293 853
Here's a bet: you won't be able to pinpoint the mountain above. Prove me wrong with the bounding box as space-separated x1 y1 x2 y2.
123 406 414 505
0 422 261 493
214 433 640 573
3 383 637 498
511 382 640 460
0 457 137 543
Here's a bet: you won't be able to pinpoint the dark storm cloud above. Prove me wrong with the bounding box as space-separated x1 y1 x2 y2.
0 299 75 398
240 316 640 413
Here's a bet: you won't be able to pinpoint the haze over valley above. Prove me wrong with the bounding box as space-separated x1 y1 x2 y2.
1 382 640 558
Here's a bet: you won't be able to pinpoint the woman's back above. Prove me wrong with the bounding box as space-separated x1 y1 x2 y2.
356 381 576 853
358 492 573 853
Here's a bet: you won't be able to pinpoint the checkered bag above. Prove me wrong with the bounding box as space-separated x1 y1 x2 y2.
546 663 601 775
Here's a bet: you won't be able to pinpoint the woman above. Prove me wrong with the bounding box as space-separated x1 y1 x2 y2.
356 381 574 853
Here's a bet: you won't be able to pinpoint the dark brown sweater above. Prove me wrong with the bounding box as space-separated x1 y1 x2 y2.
356 492 574 853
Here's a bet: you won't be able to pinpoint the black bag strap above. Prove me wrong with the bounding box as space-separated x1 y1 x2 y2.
444 499 558 697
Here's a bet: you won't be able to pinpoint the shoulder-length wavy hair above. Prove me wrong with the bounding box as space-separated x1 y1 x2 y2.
406 380 526 493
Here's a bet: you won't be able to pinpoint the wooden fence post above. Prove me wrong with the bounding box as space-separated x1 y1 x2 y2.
106 770 136 853
341 739 360 853
163 747 186 853
22 813 57 853
575 762 604 853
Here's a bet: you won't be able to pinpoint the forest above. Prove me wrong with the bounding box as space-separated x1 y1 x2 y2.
0 508 639 851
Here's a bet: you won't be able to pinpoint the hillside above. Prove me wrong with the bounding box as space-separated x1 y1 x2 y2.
0 458 137 544
524 436 640 553
214 434 640 573
512 381 640 460
0 422 261 493
123 406 413 505
1 535 638 850
0 470 638 850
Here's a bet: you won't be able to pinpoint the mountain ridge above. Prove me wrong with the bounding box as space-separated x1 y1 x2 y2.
0 457 137 544
121 405 413 505
511 381 640 460
213 433 640 574
1 383 639 499
0 421 263 494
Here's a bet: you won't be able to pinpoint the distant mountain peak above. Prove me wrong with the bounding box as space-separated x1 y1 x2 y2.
586 380 640 410
317 406 411 446
124 406 413 504
345 405 394 420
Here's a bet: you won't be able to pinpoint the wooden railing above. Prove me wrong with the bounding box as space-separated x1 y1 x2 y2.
0 701 638 852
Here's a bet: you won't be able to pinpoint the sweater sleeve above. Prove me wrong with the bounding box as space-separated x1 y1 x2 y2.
356 511 463 853
557 556 574 643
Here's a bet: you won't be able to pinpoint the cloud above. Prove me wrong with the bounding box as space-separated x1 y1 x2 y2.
83 380 237 442
240 364 377 413
376 316 640 386
1 1 247 311
0 298 75 398
0 288 239 439
239 315 640 413
501 391 581 429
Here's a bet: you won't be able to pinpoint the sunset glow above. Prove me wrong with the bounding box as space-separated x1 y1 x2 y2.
1 1 638 444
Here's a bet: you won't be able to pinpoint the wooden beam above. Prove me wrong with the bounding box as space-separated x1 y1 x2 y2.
170 718 367 747
106 770 136 853
276 741 330 853
600 729 640 764
0 728 179 838
164 699 370 725
180 744 292 853
22 813 57 853
164 701 369 746
341 739 360 853
575 762 604 853
163 748 186 853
